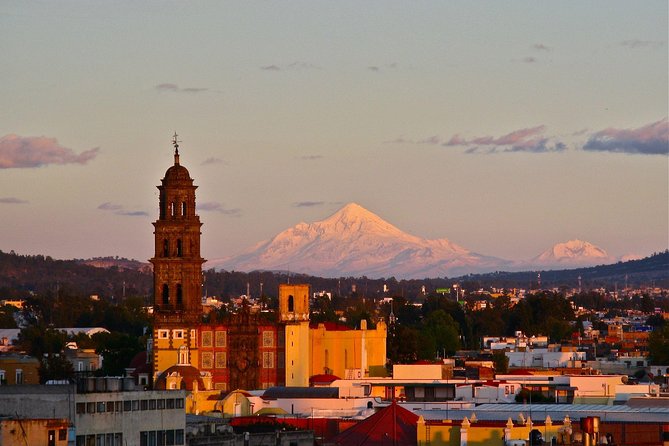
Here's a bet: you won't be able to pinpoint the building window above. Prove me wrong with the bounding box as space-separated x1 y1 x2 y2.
262 331 274 347
176 284 183 305
181 202 187 216
158 330 169 339
201 352 213 369
215 331 226 347
201 331 212 347
141 400 148 410
176 239 182 257
288 295 294 312
87 402 96 414
76 402 85 414
163 239 169 257
175 398 184 409
123 400 131 412
215 352 226 368
171 202 176 217
149 399 157 410
263 352 274 369
107 401 114 412
166 398 175 409
162 284 169 305
15 369 23 384
178 345 189 365
0 369 5 384
214 382 227 391
173 330 184 339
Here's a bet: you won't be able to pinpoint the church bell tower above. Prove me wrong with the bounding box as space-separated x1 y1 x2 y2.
151 134 204 379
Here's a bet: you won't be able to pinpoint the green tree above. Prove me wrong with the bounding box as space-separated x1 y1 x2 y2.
420 310 461 358
93 331 144 376
649 325 669 365
492 350 509 374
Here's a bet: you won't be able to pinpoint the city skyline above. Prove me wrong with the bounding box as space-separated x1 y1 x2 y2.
1 1 667 265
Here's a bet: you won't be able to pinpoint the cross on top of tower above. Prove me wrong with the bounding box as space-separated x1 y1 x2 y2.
172 132 182 165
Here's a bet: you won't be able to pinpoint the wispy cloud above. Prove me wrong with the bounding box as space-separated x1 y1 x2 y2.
368 63 398 73
260 61 320 72
0 197 28 204
98 202 148 217
299 155 323 161
199 202 241 216
445 126 566 153
522 56 537 63
0 134 99 169
583 118 668 155
390 126 567 154
532 43 552 51
620 39 664 49
155 83 208 94
201 157 225 166
293 201 324 208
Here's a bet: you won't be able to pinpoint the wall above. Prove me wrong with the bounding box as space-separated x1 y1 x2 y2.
0 418 70 446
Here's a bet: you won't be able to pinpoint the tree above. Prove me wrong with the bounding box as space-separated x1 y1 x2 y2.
648 325 669 365
93 331 145 376
492 350 509 374
420 310 461 358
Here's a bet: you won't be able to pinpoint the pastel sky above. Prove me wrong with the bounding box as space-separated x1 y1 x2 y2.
1 1 667 265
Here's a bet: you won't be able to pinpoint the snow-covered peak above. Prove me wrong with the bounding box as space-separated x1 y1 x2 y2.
533 239 611 267
209 202 509 279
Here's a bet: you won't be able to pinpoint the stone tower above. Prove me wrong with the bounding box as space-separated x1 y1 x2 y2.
279 284 311 386
151 135 204 379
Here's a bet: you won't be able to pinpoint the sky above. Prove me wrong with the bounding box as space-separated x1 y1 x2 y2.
1 1 667 266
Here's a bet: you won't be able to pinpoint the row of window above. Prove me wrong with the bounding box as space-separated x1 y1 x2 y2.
161 238 185 257
157 329 196 340
140 430 185 446
76 433 122 446
0 369 22 384
160 200 188 219
200 351 280 369
76 398 184 414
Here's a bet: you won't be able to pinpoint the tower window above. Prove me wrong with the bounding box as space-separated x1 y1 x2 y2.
181 202 187 216
176 239 182 257
160 201 166 219
176 284 183 305
288 295 294 313
162 284 169 305
163 239 169 257
171 202 176 217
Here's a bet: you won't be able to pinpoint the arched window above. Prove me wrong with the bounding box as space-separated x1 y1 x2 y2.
178 346 189 365
163 239 169 257
171 202 176 217
176 284 183 305
288 295 294 313
162 284 169 305
176 239 182 257
181 202 187 216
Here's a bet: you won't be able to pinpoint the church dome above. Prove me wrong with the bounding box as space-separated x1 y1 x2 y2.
163 163 192 183
155 364 205 391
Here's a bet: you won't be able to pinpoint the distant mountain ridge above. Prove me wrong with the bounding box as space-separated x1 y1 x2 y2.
211 203 630 279
210 203 511 279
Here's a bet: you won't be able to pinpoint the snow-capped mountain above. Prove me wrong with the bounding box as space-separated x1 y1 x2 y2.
530 239 613 268
209 203 510 279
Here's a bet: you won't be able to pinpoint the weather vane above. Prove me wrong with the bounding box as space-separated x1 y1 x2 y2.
172 132 181 154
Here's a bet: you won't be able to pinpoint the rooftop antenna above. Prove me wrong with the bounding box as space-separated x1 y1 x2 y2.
172 132 181 165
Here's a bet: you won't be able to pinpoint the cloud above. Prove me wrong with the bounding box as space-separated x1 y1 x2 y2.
155 83 208 93
443 125 567 154
201 157 225 166
199 202 241 216
583 118 668 155
293 201 324 208
532 43 552 51
0 134 99 169
261 62 321 72
299 155 323 160
98 202 148 217
0 197 28 204
367 63 398 73
620 40 664 49
522 56 537 63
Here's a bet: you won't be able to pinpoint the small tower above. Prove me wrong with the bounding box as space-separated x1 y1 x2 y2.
280 284 311 386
